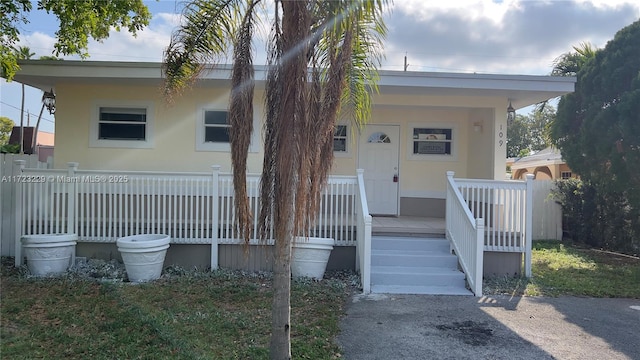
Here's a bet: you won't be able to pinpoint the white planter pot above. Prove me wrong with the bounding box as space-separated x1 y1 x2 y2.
292 237 334 280
117 234 170 283
21 234 77 276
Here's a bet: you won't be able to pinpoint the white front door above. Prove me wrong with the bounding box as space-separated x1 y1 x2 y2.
358 125 400 215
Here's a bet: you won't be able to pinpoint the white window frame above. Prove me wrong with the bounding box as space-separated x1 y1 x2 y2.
90 101 154 149
407 123 458 161
560 171 572 179
196 107 259 152
333 123 351 157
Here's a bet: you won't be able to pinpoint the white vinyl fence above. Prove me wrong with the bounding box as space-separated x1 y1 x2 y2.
531 180 562 241
10 161 362 269
1 154 50 256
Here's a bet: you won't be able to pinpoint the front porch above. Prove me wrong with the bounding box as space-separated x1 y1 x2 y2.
5 161 533 297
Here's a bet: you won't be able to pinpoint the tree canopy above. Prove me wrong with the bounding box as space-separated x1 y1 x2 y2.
551 20 640 252
0 116 15 145
507 106 555 158
1 0 150 80
551 20 640 200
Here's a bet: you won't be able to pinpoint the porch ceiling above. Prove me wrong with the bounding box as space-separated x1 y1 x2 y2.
14 60 575 110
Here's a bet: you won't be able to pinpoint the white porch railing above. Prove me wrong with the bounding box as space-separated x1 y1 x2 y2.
447 172 534 283
13 161 360 270
355 169 372 294
446 171 484 297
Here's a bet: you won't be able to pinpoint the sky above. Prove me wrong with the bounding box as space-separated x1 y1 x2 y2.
1 0 639 134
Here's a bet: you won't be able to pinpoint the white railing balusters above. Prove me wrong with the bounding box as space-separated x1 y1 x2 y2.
450 173 533 280
14 163 361 271
446 171 483 297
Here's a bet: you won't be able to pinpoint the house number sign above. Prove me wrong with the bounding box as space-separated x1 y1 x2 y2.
498 124 504 147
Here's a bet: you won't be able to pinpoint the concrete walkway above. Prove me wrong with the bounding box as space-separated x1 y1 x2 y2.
337 294 640 360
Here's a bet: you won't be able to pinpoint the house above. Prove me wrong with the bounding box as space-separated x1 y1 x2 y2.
7 126 54 162
8 60 575 295
511 146 576 180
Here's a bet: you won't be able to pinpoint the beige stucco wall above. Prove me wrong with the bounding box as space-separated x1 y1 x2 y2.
55 83 265 172
54 82 504 202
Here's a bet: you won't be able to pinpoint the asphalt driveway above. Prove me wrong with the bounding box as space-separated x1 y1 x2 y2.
337 294 640 360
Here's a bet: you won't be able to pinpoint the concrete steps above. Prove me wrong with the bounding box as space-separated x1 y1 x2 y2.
370 236 473 296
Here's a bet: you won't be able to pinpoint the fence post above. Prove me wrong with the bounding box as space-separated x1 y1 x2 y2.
210 165 220 270
66 162 78 235
446 171 455 252
13 160 26 267
67 163 79 265
524 174 534 277
475 218 484 297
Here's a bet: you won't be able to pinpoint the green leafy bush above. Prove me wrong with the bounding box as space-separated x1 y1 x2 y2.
552 179 639 255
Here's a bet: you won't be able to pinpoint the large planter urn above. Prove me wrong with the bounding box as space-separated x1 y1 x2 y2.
21 233 77 276
291 237 334 280
117 234 170 283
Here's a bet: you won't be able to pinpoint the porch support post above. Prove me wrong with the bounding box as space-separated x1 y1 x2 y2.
13 160 25 267
210 165 220 270
524 174 534 277
66 162 79 265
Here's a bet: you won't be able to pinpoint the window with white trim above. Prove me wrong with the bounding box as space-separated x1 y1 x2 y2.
412 128 452 155
90 102 154 149
98 107 147 140
334 125 348 152
204 110 230 143
561 171 572 179
408 124 457 161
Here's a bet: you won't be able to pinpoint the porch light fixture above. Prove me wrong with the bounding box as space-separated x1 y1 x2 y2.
507 101 515 124
42 88 56 115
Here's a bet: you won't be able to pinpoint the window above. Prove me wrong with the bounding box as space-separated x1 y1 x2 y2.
197 108 259 152
99 107 147 140
408 124 457 161
368 131 391 143
204 110 230 143
412 128 452 155
561 171 572 179
334 125 348 152
90 102 154 149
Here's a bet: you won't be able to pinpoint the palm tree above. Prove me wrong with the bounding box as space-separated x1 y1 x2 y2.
551 42 598 77
536 42 598 113
14 46 35 153
163 1 388 358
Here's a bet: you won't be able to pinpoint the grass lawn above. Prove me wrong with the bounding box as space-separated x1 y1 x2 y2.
484 240 640 298
3 241 639 359
1 259 354 360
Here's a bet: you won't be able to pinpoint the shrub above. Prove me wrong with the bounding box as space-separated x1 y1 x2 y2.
552 178 639 255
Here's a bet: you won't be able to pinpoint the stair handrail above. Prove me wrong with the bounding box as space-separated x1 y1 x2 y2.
446 171 483 297
355 169 372 293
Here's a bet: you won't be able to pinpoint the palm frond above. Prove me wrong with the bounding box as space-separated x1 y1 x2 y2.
163 0 243 101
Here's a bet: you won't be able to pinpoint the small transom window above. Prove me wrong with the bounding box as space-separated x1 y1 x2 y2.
368 132 391 143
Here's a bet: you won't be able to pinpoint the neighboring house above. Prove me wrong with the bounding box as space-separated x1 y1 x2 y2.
9 60 575 295
7 126 54 162
511 146 576 180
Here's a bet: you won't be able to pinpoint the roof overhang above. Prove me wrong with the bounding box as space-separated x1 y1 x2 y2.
12 60 576 110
